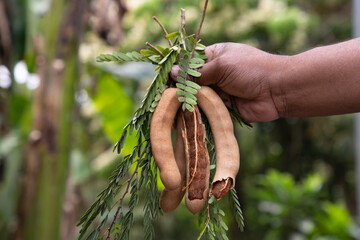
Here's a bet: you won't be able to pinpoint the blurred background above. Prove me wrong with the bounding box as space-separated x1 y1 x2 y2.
0 0 359 239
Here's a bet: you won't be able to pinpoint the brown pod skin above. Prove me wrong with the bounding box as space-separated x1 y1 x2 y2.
160 113 186 212
181 107 210 214
150 88 182 190
196 86 240 199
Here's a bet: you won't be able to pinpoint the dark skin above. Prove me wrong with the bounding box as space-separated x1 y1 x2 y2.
171 38 360 122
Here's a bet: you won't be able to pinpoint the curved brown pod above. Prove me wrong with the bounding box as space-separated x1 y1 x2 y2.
196 86 240 199
160 113 186 212
150 88 182 190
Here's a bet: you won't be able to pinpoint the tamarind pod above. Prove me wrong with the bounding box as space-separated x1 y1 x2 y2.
150 88 182 190
160 113 186 212
181 107 210 214
196 86 240 199
211 177 232 199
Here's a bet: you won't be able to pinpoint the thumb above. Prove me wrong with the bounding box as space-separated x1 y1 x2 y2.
170 44 223 86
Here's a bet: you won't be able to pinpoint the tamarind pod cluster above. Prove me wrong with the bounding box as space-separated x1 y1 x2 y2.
196 86 240 199
181 106 210 214
160 113 186 212
151 86 240 213
150 88 182 190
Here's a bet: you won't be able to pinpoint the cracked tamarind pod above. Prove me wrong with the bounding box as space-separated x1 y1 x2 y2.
150 88 182 190
196 86 240 200
181 105 210 215
160 111 186 212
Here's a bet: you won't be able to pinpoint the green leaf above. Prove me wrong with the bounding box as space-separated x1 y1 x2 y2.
218 209 225 216
208 196 216 204
178 69 187 78
184 92 197 101
185 80 201 89
129 123 134 135
158 49 173 65
195 43 206 50
176 83 186 90
148 55 161 63
184 86 197 95
177 76 186 84
178 97 185 102
131 51 143 60
154 93 161 102
194 52 208 60
117 129 128 154
185 97 197 106
176 90 185 96
107 54 119 61
184 103 194 112
88 229 99 240
114 52 132 61
189 63 204 69
190 58 205 65
221 221 228 231
151 101 158 108
187 69 201 77
165 32 179 39
140 49 152 57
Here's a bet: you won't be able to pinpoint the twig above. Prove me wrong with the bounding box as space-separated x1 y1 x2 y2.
146 42 165 57
152 16 173 47
181 8 186 29
179 9 187 51
191 0 209 58
106 149 146 240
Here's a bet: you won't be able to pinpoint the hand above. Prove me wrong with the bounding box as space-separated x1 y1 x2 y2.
171 43 284 122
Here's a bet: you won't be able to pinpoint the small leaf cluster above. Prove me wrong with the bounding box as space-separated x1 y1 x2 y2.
205 198 230 240
176 50 203 112
175 28 207 112
96 51 150 63
229 189 245 232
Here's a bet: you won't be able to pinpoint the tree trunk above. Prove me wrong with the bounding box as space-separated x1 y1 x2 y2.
15 0 87 239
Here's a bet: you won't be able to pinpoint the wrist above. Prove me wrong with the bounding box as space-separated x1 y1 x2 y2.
268 54 293 119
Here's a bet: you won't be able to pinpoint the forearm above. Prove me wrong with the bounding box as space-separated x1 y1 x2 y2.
271 38 360 118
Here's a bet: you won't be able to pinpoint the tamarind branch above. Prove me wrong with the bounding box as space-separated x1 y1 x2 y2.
191 0 208 58
152 16 173 47
146 42 165 57
106 149 146 240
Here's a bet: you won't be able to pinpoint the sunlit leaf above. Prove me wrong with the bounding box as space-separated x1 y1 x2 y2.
185 80 201 89
187 69 201 77
165 32 179 39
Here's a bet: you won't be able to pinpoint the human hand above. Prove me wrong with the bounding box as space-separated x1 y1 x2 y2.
171 43 284 122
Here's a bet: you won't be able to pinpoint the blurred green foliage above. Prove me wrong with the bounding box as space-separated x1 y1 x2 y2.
0 0 357 239
248 170 359 240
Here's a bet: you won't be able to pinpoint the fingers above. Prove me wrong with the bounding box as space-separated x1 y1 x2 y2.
170 44 225 86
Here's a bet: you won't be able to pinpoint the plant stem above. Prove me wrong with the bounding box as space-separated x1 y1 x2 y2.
146 42 165 57
191 0 209 58
153 16 173 47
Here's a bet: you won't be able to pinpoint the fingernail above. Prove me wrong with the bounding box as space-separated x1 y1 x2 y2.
170 65 180 80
